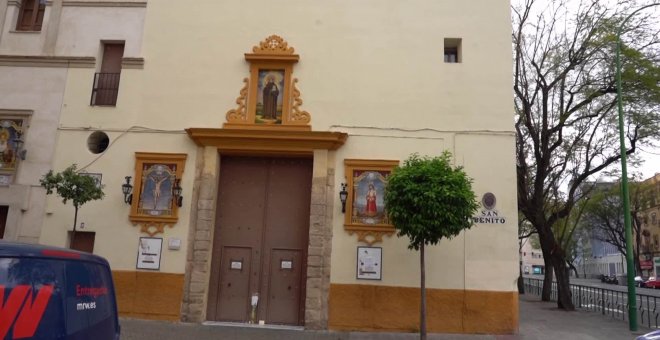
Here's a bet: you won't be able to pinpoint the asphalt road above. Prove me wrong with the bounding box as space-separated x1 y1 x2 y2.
570 277 660 297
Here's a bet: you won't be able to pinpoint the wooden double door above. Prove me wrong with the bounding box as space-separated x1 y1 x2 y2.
207 156 312 325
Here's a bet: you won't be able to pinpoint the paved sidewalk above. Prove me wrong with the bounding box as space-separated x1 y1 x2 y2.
120 294 650 340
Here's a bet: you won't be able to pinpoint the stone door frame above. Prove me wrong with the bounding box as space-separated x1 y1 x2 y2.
181 128 346 329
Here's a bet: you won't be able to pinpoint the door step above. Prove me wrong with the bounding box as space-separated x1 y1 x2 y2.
202 321 304 331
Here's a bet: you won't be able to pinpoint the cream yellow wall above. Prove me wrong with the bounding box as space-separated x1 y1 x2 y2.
456 134 518 292
58 0 512 131
329 132 517 292
48 0 515 283
41 130 194 273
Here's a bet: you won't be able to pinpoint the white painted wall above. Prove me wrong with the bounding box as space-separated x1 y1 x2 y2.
0 66 67 243
0 4 50 55
55 6 145 57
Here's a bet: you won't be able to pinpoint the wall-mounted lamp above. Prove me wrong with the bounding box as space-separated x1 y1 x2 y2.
339 183 348 214
172 178 183 208
122 176 133 205
11 132 27 161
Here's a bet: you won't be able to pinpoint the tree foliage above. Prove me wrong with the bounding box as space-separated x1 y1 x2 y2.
385 152 479 249
40 164 104 248
513 0 660 310
40 165 104 207
581 180 646 275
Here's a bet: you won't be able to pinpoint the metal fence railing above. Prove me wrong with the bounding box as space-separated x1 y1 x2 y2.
90 72 120 106
523 277 660 329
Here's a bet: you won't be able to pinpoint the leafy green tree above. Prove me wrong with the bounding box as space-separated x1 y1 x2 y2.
582 180 646 276
40 165 104 249
385 152 478 340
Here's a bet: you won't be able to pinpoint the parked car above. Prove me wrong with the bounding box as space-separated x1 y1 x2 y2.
637 329 660 340
0 241 120 340
599 274 619 285
636 276 647 288
644 277 660 289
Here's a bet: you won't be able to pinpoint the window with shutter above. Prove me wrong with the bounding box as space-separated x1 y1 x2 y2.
16 0 46 31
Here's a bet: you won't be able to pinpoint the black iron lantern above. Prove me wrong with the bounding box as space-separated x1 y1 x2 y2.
172 178 183 208
122 176 133 205
339 183 348 214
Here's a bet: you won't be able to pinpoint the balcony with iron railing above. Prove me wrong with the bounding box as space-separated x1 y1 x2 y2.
90 73 120 106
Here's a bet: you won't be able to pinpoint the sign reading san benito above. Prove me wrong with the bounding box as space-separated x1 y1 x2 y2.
472 192 506 224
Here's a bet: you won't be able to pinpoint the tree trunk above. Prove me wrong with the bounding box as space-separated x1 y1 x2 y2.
420 242 426 340
635 253 642 278
567 261 579 278
70 205 78 249
551 253 575 310
518 261 525 294
542 256 553 301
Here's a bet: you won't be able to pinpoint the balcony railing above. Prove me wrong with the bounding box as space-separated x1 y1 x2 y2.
90 73 120 106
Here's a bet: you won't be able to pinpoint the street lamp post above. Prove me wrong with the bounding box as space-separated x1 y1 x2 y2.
616 3 659 332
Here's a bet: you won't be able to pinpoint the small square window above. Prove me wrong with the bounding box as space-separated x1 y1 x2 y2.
444 38 462 63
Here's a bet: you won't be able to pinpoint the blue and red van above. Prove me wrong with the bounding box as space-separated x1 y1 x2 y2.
0 241 120 340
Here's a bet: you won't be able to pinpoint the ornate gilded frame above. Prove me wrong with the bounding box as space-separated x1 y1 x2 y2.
224 35 311 130
129 152 187 236
344 159 399 245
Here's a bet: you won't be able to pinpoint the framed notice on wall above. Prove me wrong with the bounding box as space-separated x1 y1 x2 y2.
356 246 382 280
136 237 163 270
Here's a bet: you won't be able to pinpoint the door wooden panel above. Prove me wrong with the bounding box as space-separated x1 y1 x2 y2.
207 156 312 326
260 158 312 325
208 157 268 321
101 43 124 73
70 231 95 253
216 246 252 322
266 249 303 325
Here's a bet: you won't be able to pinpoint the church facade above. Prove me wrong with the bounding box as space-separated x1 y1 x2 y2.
1 0 518 334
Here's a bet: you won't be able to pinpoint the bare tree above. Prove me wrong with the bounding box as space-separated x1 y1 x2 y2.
513 0 660 310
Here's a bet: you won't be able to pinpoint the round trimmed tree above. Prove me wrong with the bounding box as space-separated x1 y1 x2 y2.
40 164 105 249
385 152 478 339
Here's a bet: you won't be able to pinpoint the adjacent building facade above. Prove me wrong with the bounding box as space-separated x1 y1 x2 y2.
0 0 518 334
638 173 660 278
0 0 146 242
520 239 545 276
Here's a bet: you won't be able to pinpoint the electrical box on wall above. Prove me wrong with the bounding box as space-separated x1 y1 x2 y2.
168 238 181 250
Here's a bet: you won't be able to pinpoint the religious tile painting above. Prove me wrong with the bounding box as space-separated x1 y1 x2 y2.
0 119 24 172
351 170 390 225
137 163 177 217
255 69 285 124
